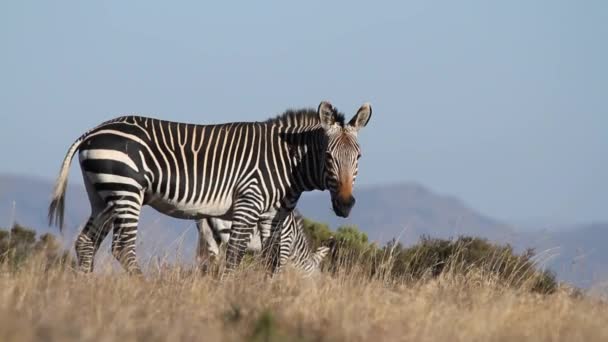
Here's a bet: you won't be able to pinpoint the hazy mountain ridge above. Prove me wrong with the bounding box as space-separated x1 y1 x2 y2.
518 222 608 289
297 182 517 245
0 173 606 288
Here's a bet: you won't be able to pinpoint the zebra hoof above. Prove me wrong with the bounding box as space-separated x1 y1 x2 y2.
126 268 144 279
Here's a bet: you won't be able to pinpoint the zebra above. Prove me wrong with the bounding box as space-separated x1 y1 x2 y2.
196 217 262 270
196 210 335 277
48 101 372 275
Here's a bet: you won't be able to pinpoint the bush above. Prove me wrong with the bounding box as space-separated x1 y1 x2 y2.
382 235 557 293
301 218 332 249
0 223 74 271
302 218 557 294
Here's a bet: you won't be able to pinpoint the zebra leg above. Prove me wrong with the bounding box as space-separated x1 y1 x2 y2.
260 228 282 274
276 219 295 274
110 202 143 275
196 219 220 273
224 199 262 274
74 172 116 273
74 204 115 273
74 217 97 273
269 211 294 275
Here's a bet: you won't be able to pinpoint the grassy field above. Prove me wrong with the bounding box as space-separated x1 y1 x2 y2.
0 255 606 342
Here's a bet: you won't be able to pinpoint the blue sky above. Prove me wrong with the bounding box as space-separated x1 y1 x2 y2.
1 1 606 226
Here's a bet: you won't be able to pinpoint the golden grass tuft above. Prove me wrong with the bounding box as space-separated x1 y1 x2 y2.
0 255 607 342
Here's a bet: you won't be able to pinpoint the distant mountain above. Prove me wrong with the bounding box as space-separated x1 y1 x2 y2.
297 183 516 245
1 173 606 289
519 222 608 289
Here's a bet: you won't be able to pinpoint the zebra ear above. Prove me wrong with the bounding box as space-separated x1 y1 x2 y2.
324 236 337 250
348 103 372 131
318 101 336 129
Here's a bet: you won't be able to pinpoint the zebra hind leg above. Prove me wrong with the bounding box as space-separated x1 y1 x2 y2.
74 204 116 273
110 203 143 276
196 219 221 275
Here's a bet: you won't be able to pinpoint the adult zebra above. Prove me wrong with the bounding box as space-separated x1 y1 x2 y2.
197 210 335 277
48 101 371 275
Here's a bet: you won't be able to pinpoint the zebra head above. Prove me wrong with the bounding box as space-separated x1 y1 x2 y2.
318 101 372 218
312 235 336 264
301 236 336 277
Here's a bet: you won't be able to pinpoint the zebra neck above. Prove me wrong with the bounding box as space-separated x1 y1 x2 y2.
279 127 327 194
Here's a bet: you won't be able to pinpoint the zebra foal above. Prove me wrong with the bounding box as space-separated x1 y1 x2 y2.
197 210 335 276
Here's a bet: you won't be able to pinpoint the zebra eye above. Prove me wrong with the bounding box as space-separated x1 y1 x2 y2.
356 153 361 160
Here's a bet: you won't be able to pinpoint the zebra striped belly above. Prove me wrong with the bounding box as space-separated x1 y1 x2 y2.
145 192 234 220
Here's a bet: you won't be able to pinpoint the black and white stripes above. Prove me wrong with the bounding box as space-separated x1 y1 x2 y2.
48 101 372 275
197 210 334 276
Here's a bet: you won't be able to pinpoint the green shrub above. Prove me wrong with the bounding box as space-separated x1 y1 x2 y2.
381 235 557 293
301 218 332 249
0 223 74 271
301 217 557 294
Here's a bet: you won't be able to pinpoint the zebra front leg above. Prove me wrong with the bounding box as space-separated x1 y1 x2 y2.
276 219 294 274
261 210 293 275
110 203 143 275
224 201 261 275
258 224 282 275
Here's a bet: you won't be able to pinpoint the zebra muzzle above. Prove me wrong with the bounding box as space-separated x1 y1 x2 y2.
332 195 355 218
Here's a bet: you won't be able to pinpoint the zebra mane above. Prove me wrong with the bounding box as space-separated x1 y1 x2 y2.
264 107 346 127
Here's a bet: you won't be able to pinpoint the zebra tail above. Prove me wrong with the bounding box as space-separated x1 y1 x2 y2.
48 135 85 231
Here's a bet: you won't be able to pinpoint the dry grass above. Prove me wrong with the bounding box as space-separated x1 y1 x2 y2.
0 256 607 342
